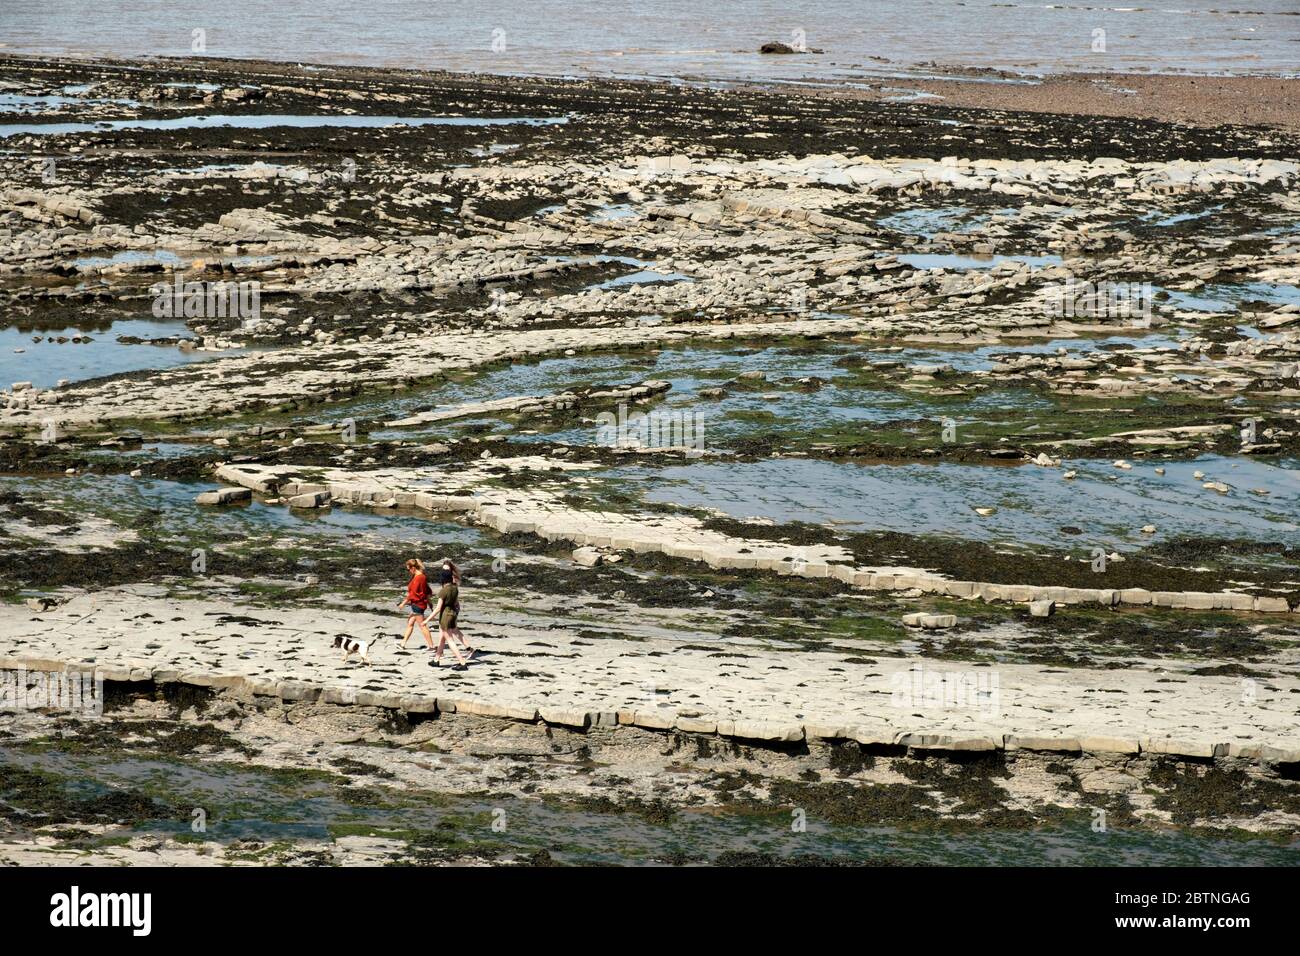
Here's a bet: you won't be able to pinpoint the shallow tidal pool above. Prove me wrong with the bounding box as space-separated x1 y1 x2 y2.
3 747 1295 867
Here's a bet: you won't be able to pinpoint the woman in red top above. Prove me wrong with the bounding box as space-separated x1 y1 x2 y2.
397 558 435 649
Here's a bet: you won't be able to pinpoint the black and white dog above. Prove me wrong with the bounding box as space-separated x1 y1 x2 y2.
332 635 373 666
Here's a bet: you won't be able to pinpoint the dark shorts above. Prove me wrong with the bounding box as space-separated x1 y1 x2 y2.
439 610 458 630
408 603 428 616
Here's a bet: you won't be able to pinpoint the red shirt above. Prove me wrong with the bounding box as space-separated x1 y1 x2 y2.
407 572 431 606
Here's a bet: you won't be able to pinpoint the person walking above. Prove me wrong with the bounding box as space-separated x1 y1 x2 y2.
429 558 470 668
398 558 435 650
434 558 474 658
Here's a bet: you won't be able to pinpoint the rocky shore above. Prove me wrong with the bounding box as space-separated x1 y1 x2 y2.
1 54 1298 865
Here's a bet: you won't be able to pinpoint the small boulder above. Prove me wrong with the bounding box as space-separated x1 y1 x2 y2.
902 612 958 630
195 487 252 506
572 546 603 568
287 491 331 509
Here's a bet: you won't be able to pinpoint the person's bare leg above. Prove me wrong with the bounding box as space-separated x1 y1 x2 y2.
441 627 468 666
451 626 473 656
401 615 416 648
419 618 435 649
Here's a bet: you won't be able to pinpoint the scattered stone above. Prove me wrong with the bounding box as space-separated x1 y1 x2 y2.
1028 599 1056 618
287 491 331 509
195 487 252 506
902 612 958 629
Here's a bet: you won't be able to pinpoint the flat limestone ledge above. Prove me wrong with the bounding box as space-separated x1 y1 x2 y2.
213 461 1300 617
0 315 894 433
3 655 1298 767
383 380 671 429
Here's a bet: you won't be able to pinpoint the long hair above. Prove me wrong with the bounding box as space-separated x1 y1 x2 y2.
440 557 461 585
406 557 424 575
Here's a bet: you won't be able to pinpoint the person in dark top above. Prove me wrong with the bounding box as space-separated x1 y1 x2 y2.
429 558 473 668
397 558 435 650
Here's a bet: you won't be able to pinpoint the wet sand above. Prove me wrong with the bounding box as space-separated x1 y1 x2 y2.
766 71 1300 133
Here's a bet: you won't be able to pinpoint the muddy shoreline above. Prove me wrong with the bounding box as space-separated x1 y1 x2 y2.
7 52 1300 133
